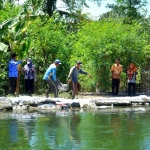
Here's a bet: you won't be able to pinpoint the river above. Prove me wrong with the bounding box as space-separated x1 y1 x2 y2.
0 107 150 150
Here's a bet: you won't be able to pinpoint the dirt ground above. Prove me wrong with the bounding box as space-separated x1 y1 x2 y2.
81 95 110 99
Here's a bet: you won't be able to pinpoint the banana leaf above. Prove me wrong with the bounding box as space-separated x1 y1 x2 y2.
0 42 8 52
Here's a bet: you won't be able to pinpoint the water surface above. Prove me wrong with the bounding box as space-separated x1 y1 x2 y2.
0 107 150 150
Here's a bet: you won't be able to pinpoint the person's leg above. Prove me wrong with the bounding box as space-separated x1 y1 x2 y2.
45 79 58 98
70 82 78 99
112 78 115 95
25 79 30 94
77 82 81 94
29 79 34 94
128 83 131 96
9 77 17 94
25 79 28 93
115 79 120 95
132 83 136 96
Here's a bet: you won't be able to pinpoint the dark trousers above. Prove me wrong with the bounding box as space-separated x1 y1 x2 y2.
112 78 120 95
9 77 17 94
128 83 136 96
25 79 34 94
45 79 58 98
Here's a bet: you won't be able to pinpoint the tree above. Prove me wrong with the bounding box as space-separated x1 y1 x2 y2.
70 18 148 92
106 0 147 23
22 0 102 17
0 2 24 95
26 13 74 93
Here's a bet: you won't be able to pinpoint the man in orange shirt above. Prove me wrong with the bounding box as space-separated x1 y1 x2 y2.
111 58 122 96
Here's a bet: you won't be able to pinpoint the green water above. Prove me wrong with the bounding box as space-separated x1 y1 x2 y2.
0 107 150 150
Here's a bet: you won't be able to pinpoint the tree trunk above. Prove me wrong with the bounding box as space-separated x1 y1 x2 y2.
45 0 57 16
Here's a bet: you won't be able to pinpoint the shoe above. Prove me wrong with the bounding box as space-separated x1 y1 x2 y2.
72 94 75 99
68 91 74 99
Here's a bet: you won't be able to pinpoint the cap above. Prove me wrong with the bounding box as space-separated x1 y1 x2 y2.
55 59 61 64
77 61 82 65
27 58 32 62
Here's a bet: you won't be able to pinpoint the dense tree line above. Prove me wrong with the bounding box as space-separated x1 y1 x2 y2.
0 0 150 95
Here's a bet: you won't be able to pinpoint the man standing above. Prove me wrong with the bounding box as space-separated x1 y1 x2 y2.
8 53 22 95
67 61 92 99
111 58 122 96
43 59 61 98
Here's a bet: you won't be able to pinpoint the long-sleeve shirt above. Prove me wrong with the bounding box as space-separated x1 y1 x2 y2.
111 64 122 79
127 71 137 83
68 66 87 82
24 64 36 80
8 59 22 77
43 64 57 81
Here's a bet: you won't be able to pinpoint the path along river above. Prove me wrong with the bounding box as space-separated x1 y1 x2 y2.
0 106 150 150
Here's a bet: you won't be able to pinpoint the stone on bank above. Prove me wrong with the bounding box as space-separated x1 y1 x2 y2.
0 95 150 111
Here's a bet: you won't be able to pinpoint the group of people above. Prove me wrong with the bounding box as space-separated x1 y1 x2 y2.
8 53 36 96
111 58 138 96
43 60 92 99
8 53 138 98
8 53 91 99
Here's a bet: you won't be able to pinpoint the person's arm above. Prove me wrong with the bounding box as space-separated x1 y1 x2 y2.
52 68 56 81
31 65 36 72
17 60 22 64
23 65 27 72
135 70 138 75
120 65 123 73
111 65 114 73
79 69 92 78
44 68 52 80
67 67 74 80
79 68 87 75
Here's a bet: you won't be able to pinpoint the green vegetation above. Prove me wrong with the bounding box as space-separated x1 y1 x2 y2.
0 0 150 95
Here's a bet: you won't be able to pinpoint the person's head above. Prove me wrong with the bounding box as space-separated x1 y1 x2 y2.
76 61 82 68
115 58 120 65
54 59 61 67
12 53 17 60
129 63 135 69
27 58 32 64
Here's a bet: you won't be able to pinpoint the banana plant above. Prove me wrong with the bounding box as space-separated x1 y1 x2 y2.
0 42 8 52
0 14 36 58
0 12 39 95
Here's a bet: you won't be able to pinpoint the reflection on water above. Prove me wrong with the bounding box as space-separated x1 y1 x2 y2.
0 107 150 150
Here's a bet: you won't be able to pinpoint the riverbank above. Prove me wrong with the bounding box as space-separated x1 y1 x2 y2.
0 92 150 111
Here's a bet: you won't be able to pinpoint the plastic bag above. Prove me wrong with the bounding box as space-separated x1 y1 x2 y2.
56 79 69 91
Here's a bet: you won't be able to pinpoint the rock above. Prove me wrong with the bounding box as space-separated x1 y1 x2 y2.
97 104 113 109
38 104 56 110
71 102 80 108
0 99 12 110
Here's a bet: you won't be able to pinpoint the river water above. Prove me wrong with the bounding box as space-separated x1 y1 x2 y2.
0 107 150 150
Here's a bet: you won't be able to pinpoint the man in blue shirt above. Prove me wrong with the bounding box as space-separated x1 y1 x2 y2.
67 61 92 99
43 59 61 98
8 53 22 95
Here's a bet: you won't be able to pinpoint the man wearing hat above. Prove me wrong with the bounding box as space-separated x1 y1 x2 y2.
67 61 92 99
43 59 61 98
